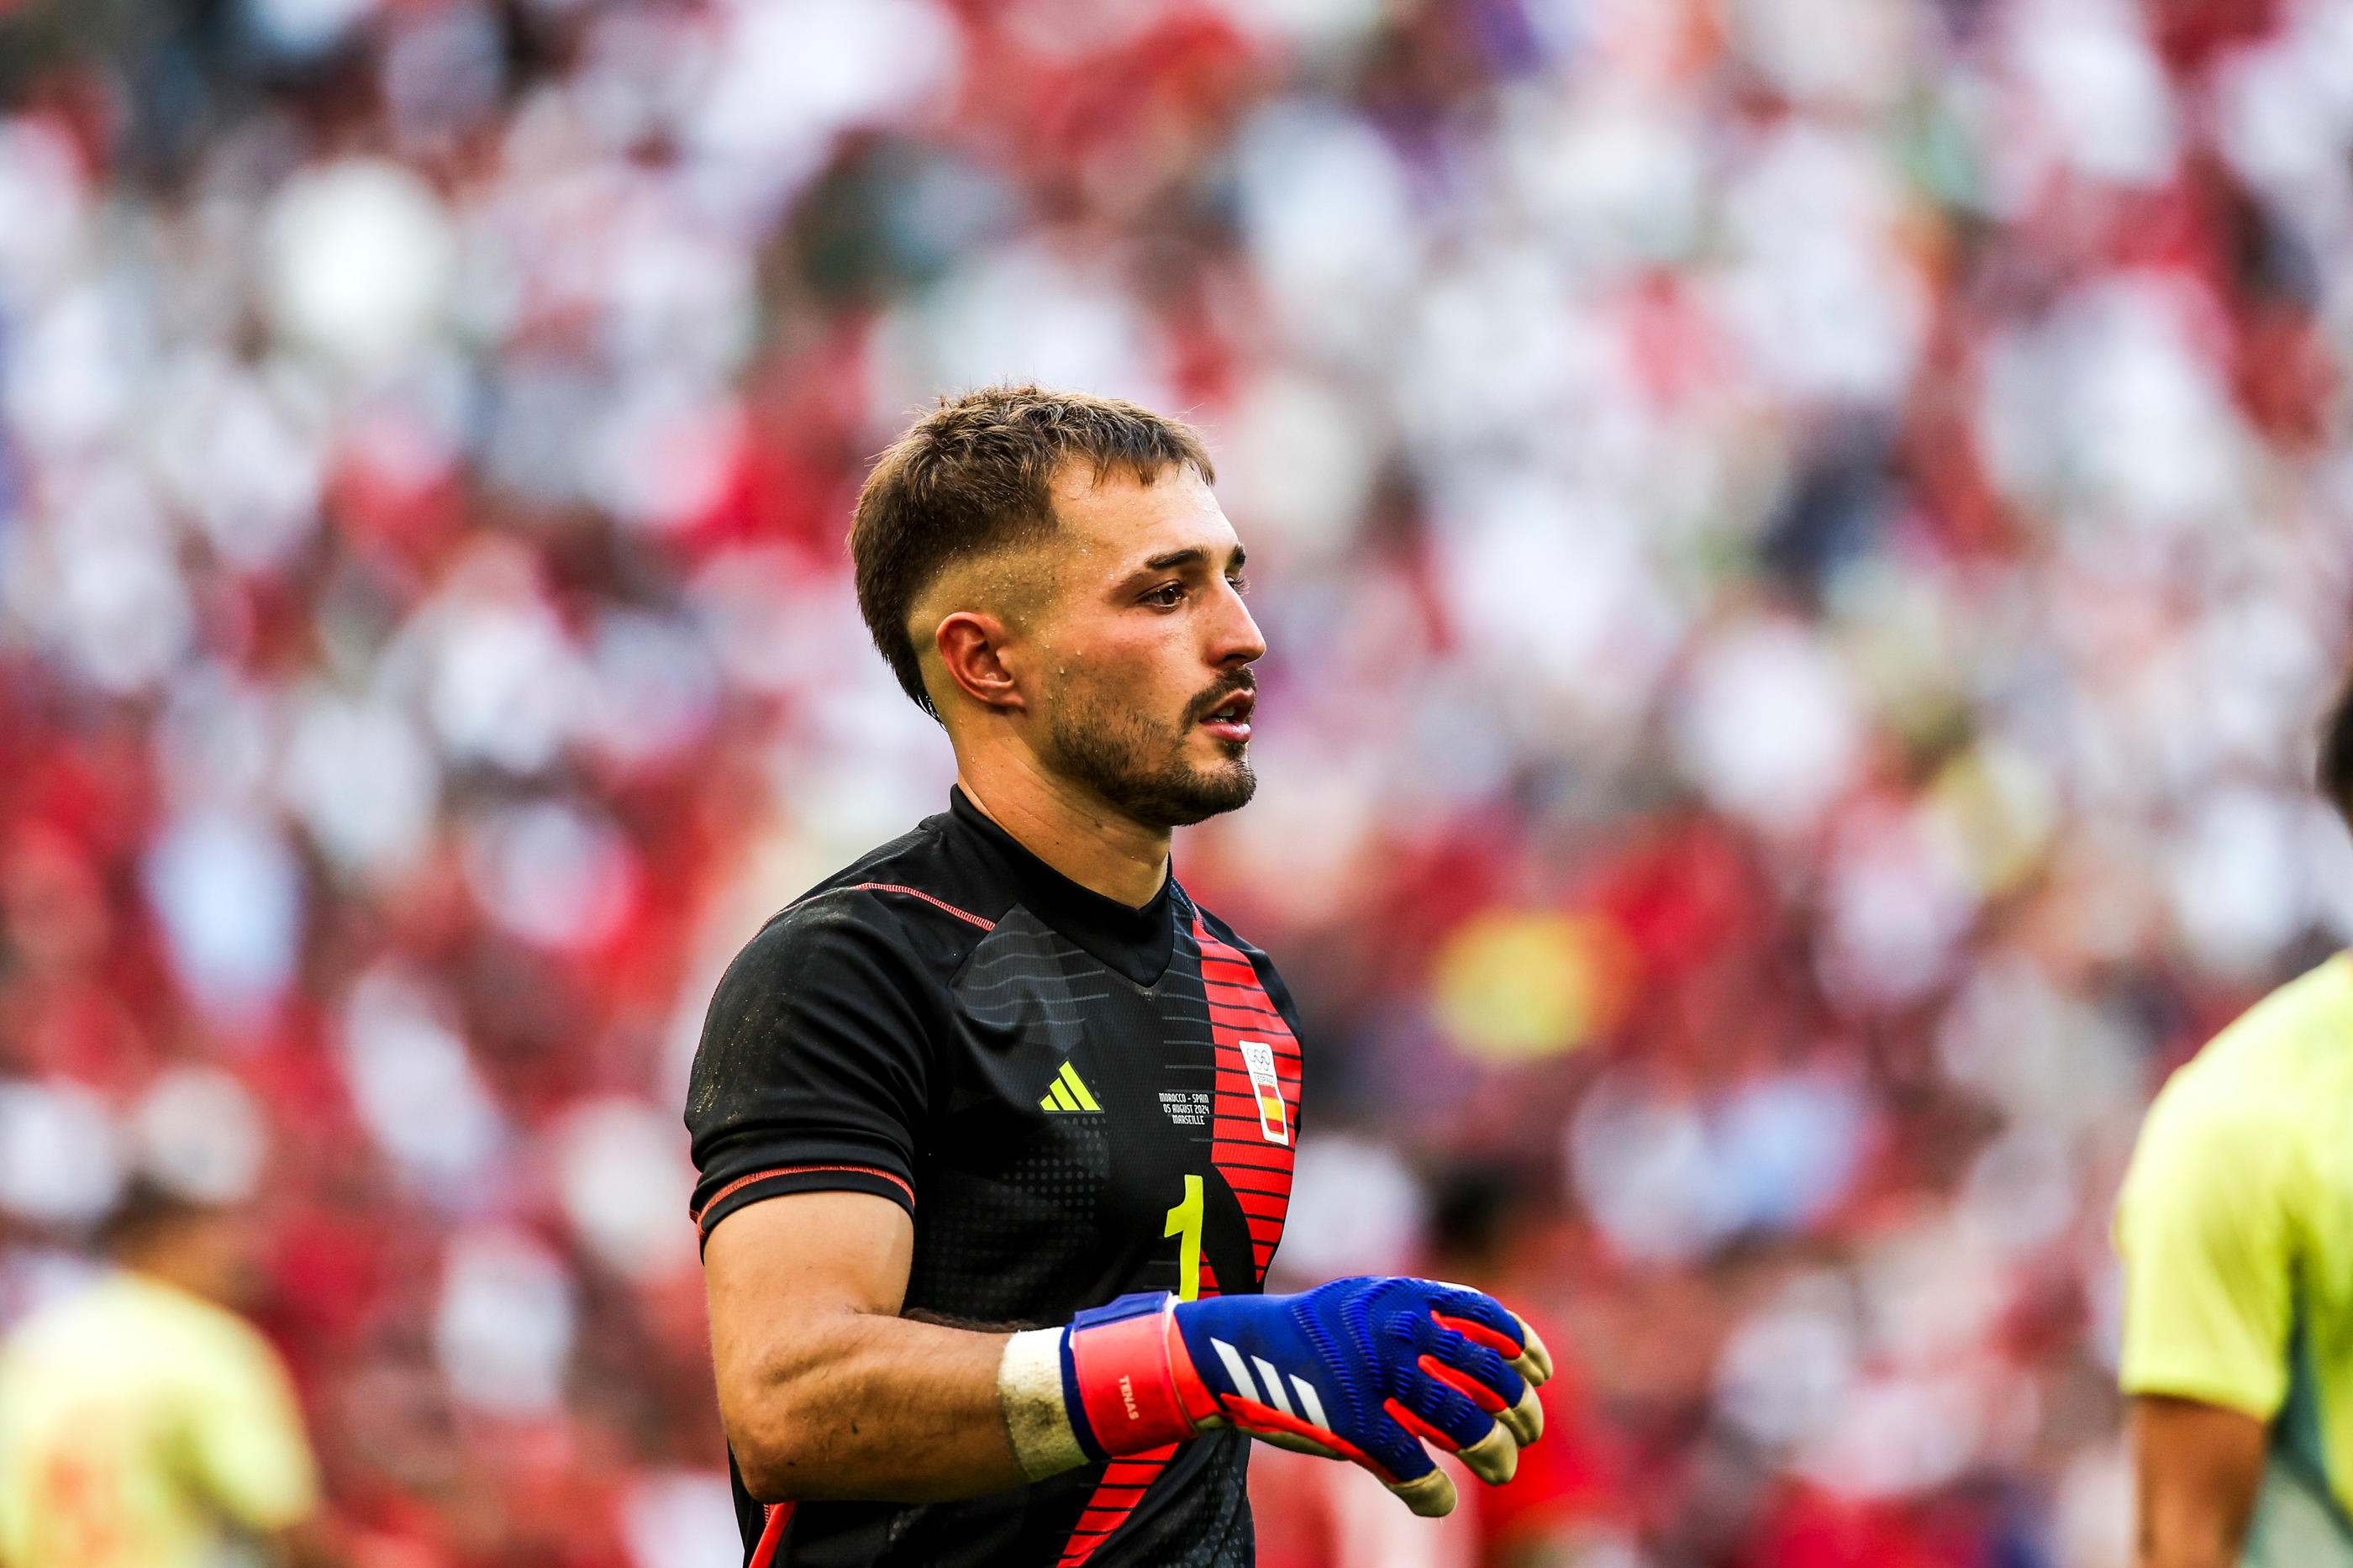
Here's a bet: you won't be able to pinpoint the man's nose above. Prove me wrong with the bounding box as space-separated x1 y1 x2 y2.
1212 582 1267 667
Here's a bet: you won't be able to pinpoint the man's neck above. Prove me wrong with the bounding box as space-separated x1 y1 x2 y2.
119 1255 231 1310
955 755 1170 909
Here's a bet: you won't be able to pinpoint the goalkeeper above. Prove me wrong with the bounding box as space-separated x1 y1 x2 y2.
687 387 1550 1568
2117 664 2353 1568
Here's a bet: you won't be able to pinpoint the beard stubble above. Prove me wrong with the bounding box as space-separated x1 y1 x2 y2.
1044 672 1257 829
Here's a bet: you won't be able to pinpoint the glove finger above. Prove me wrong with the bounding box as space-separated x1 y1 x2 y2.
1416 1324 1527 1413
1424 1284 1550 1387
1218 1389 1443 1505
1455 1422 1520 1486
1425 1347 1541 1450
1374 1431 1459 1516
1415 1327 1544 1451
1387 1377 1521 1486
1509 1313 1554 1385
1351 1398 1458 1517
1501 1377 1543 1448
1230 1398 1457 1516
1374 1469 1449 1516
1383 1463 1458 1518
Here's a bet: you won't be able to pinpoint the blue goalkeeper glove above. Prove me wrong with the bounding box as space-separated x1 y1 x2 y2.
999 1276 1552 1517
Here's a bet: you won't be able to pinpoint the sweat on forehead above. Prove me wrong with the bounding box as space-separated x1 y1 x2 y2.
851 385 1216 716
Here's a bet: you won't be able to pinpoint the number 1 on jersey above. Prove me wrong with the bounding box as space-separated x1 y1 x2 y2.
1164 1174 1204 1302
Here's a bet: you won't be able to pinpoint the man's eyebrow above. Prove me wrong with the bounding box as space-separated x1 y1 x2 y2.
1136 544 1246 573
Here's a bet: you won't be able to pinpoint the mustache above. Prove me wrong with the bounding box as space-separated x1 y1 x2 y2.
1186 671 1256 724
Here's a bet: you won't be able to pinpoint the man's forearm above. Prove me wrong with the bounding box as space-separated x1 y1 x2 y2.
706 1195 1550 1521
724 1308 1025 1502
2137 1504 2250 1568
2133 1395 2266 1568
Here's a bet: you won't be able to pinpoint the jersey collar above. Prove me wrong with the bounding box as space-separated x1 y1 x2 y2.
947 787 1177 988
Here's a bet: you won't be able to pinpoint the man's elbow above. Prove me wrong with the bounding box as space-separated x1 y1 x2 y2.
723 1389 823 1502
734 1441 805 1503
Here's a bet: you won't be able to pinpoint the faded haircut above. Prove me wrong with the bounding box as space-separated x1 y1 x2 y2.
851 385 1214 716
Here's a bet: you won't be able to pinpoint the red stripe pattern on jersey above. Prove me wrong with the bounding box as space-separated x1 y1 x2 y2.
1055 918 1303 1568
1055 1446 1177 1568
1195 914 1300 1286
691 1164 916 1238
843 882 996 931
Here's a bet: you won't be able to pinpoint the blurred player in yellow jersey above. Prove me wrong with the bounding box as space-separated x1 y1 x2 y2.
2117 664 2353 1568
0 1179 338 1568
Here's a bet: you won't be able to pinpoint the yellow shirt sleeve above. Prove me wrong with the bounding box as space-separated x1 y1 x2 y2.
2116 1069 2301 1418
180 1322 321 1533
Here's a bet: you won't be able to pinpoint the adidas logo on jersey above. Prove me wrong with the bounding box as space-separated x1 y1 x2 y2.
1040 1060 1100 1113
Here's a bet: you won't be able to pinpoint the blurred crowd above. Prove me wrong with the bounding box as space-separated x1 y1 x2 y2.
1 0 2350 1562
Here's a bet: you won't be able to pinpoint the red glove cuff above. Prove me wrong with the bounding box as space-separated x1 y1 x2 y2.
1066 1300 1222 1455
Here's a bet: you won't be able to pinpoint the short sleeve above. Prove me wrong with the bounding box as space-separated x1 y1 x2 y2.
183 1325 320 1532
2115 1072 2300 1419
685 897 934 1244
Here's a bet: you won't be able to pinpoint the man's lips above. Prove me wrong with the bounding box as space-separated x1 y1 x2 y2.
1198 688 1255 742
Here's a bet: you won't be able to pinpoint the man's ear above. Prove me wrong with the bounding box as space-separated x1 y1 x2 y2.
932 611 1027 715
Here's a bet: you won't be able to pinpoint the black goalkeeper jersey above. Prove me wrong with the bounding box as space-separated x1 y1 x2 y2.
686 787 1304 1568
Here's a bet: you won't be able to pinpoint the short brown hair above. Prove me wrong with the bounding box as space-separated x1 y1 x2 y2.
851 385 1214 714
